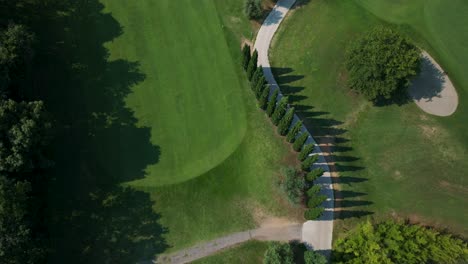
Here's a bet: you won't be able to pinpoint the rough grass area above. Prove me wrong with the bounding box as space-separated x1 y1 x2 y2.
270 0 468 238
192 241 267 264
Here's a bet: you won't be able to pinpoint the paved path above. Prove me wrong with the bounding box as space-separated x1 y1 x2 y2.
154 221 302 264
254 0 334 253
409 51 459 116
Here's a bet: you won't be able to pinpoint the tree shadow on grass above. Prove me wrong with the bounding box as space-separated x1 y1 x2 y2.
1 1 168 263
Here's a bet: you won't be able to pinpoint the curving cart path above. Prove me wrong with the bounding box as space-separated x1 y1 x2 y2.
150 1 334 263
254 0 334 254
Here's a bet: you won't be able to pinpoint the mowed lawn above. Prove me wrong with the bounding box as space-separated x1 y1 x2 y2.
270 0 468 237
100 0 301 251
101 0 247 186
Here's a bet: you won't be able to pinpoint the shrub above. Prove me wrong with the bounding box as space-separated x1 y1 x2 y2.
277 107 294 136
251 66 263 90
280 167 305 204
306 185 321 197
242 44 251 70
334 221 468 264
244 0 263 20
298 144 314 161
304 251 327 264
301 155 318 172
293 132 309 152
286 121 302 143
306 168 324 182
266 89 279 117
346 27 420 102
264 242 294 264
307 194 327 208
304 207 324 220
258 85 270 109
271 96 288 125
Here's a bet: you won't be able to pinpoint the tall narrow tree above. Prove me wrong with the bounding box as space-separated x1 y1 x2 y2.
277 107 295 136
251 66 263 90
258 85 270 109
247 50 258 80
254 75 266 99
298 144 315 161
271 96 288 126
266 89 279 117
286 121 302 143
293 132 309 152
301 155 318 172
242 44 251 70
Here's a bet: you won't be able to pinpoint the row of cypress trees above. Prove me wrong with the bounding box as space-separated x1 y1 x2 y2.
242 44 325 220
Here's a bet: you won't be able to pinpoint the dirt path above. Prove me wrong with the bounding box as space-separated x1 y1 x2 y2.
254 0 334 253
154 218 301 264
409 51 459 116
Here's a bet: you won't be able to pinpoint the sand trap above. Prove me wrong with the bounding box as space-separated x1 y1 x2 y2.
409 51 458 116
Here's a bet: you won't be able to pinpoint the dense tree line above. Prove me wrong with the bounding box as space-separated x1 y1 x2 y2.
334 221 468 264
242 44 325 220
264 241 327 264
0 22 51 264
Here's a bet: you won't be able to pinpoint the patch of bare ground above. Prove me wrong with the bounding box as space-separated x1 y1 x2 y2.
439 180 468 196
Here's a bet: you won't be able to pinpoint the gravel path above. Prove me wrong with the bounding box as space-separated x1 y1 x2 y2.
154 220 302 264
409 51 459 116
254 0 334 254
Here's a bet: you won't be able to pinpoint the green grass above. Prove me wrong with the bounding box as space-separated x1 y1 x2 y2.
270 0 468 238
100 0 301 252
192 241 267 264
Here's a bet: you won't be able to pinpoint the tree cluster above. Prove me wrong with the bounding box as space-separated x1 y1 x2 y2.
0 23 51 264
244 0 263 20
346 27 421 102
334 221 468 264
263 241 327 264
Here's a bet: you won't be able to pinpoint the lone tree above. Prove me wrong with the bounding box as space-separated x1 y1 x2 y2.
346 27 420 102
277 107 295 136
244 0 263 20
241 44 251 70
266 89 279 117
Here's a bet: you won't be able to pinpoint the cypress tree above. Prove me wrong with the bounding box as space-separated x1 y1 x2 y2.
277 107 295 136
307 195 327 208
306 185 321 197
286 121 302 143
251 66 263 89
258 85 270 110
242 44 251 70
298 144 315 161
293 132 309 152
246 50 258 80
301 155 318 172
304 207 324 220
266 89 279 117
306 168 325 182
271 96 288 126
254 76 266 98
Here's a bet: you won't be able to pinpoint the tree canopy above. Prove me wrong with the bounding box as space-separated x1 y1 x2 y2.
334 221 468 264
345 27 420 102
0 99 52 173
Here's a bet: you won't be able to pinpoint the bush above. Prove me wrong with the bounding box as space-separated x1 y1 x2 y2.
334 221 468 264
277 107 294 136
304 251 327 264
244 0 263 20
286 121 302 143
266 89 279 117
242 44 251 70
301 155 318 172
271 96 288 125
293 132 309 152
304 207 324 220
346 27 420 102
307 194 327 208
264 242 294 264
298 144 314 161
306 168 324 182
280 167 305 204
306 185 321 197
258 85 270 110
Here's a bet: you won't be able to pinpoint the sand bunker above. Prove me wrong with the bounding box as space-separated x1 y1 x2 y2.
409 51 458 116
